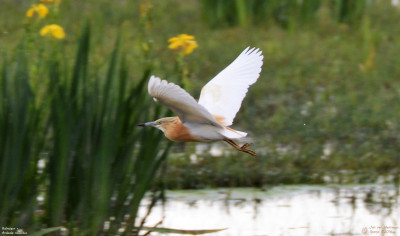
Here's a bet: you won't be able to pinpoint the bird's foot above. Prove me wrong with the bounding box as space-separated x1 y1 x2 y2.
224 139 257 157
240 143 257 157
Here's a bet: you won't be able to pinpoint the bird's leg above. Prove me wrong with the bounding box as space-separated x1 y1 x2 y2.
223 138 257 157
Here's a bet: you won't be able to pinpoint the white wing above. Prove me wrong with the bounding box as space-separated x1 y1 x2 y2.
198 47 263 126
148 76 222 127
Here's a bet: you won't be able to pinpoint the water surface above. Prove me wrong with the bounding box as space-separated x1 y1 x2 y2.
139 185 399 235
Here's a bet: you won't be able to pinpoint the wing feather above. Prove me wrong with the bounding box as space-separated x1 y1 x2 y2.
148 76 222 127
198 47 263 126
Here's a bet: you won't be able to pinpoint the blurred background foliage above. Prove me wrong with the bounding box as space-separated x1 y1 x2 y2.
1 0 400 234
200 0 366 28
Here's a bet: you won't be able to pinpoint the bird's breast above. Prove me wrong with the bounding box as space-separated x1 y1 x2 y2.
182 123 225 142
164 122 201 142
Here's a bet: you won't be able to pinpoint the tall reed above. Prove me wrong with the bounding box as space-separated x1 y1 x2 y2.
0 48 44 228
0 24 171 235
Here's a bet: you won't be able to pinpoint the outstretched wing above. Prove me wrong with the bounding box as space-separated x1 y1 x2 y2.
198 47 263 126
148 76 222 127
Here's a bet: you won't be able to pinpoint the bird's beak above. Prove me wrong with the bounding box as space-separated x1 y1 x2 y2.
136 121 157 127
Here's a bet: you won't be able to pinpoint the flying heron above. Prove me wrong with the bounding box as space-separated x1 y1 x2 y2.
138 47 263 156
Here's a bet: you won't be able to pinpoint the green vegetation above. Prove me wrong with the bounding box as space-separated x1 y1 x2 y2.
163 1 400 189
0 4 172 234
1 0 400 233
200 0 366 28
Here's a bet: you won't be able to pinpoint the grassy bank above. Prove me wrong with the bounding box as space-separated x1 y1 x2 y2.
154 1 400 189
2 0 400 186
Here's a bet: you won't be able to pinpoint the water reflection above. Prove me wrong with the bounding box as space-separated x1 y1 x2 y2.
139 185 399 235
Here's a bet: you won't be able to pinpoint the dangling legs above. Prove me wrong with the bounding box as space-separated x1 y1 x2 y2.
223 138 257 157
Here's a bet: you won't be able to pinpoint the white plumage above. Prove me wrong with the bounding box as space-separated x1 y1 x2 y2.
143 47 263 156
148 76 222 127
198 47 263 126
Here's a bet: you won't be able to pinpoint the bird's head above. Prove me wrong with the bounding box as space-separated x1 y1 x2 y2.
136 117 178 133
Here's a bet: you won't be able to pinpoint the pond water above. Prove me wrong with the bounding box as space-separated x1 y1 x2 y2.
139 185 400 236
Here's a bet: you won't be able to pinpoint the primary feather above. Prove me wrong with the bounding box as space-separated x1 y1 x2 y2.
198 47 263 126
148 76 222 127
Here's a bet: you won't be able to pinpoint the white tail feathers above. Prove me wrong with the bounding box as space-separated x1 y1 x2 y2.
218 128 247 140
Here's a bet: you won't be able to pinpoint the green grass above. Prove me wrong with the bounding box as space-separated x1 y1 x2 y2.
199 0 366 29
161 5 400 187
153 1 400 188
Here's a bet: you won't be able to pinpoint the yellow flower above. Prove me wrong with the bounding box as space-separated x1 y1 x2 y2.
26 4 49 19
40 24 66 39
168 34 198 55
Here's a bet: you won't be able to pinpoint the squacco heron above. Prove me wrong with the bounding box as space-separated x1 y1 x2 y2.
138 47 263 157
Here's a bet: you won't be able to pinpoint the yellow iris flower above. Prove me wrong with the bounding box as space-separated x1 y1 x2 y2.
40 24 66 39
26 4 49 19
168 34 198 55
